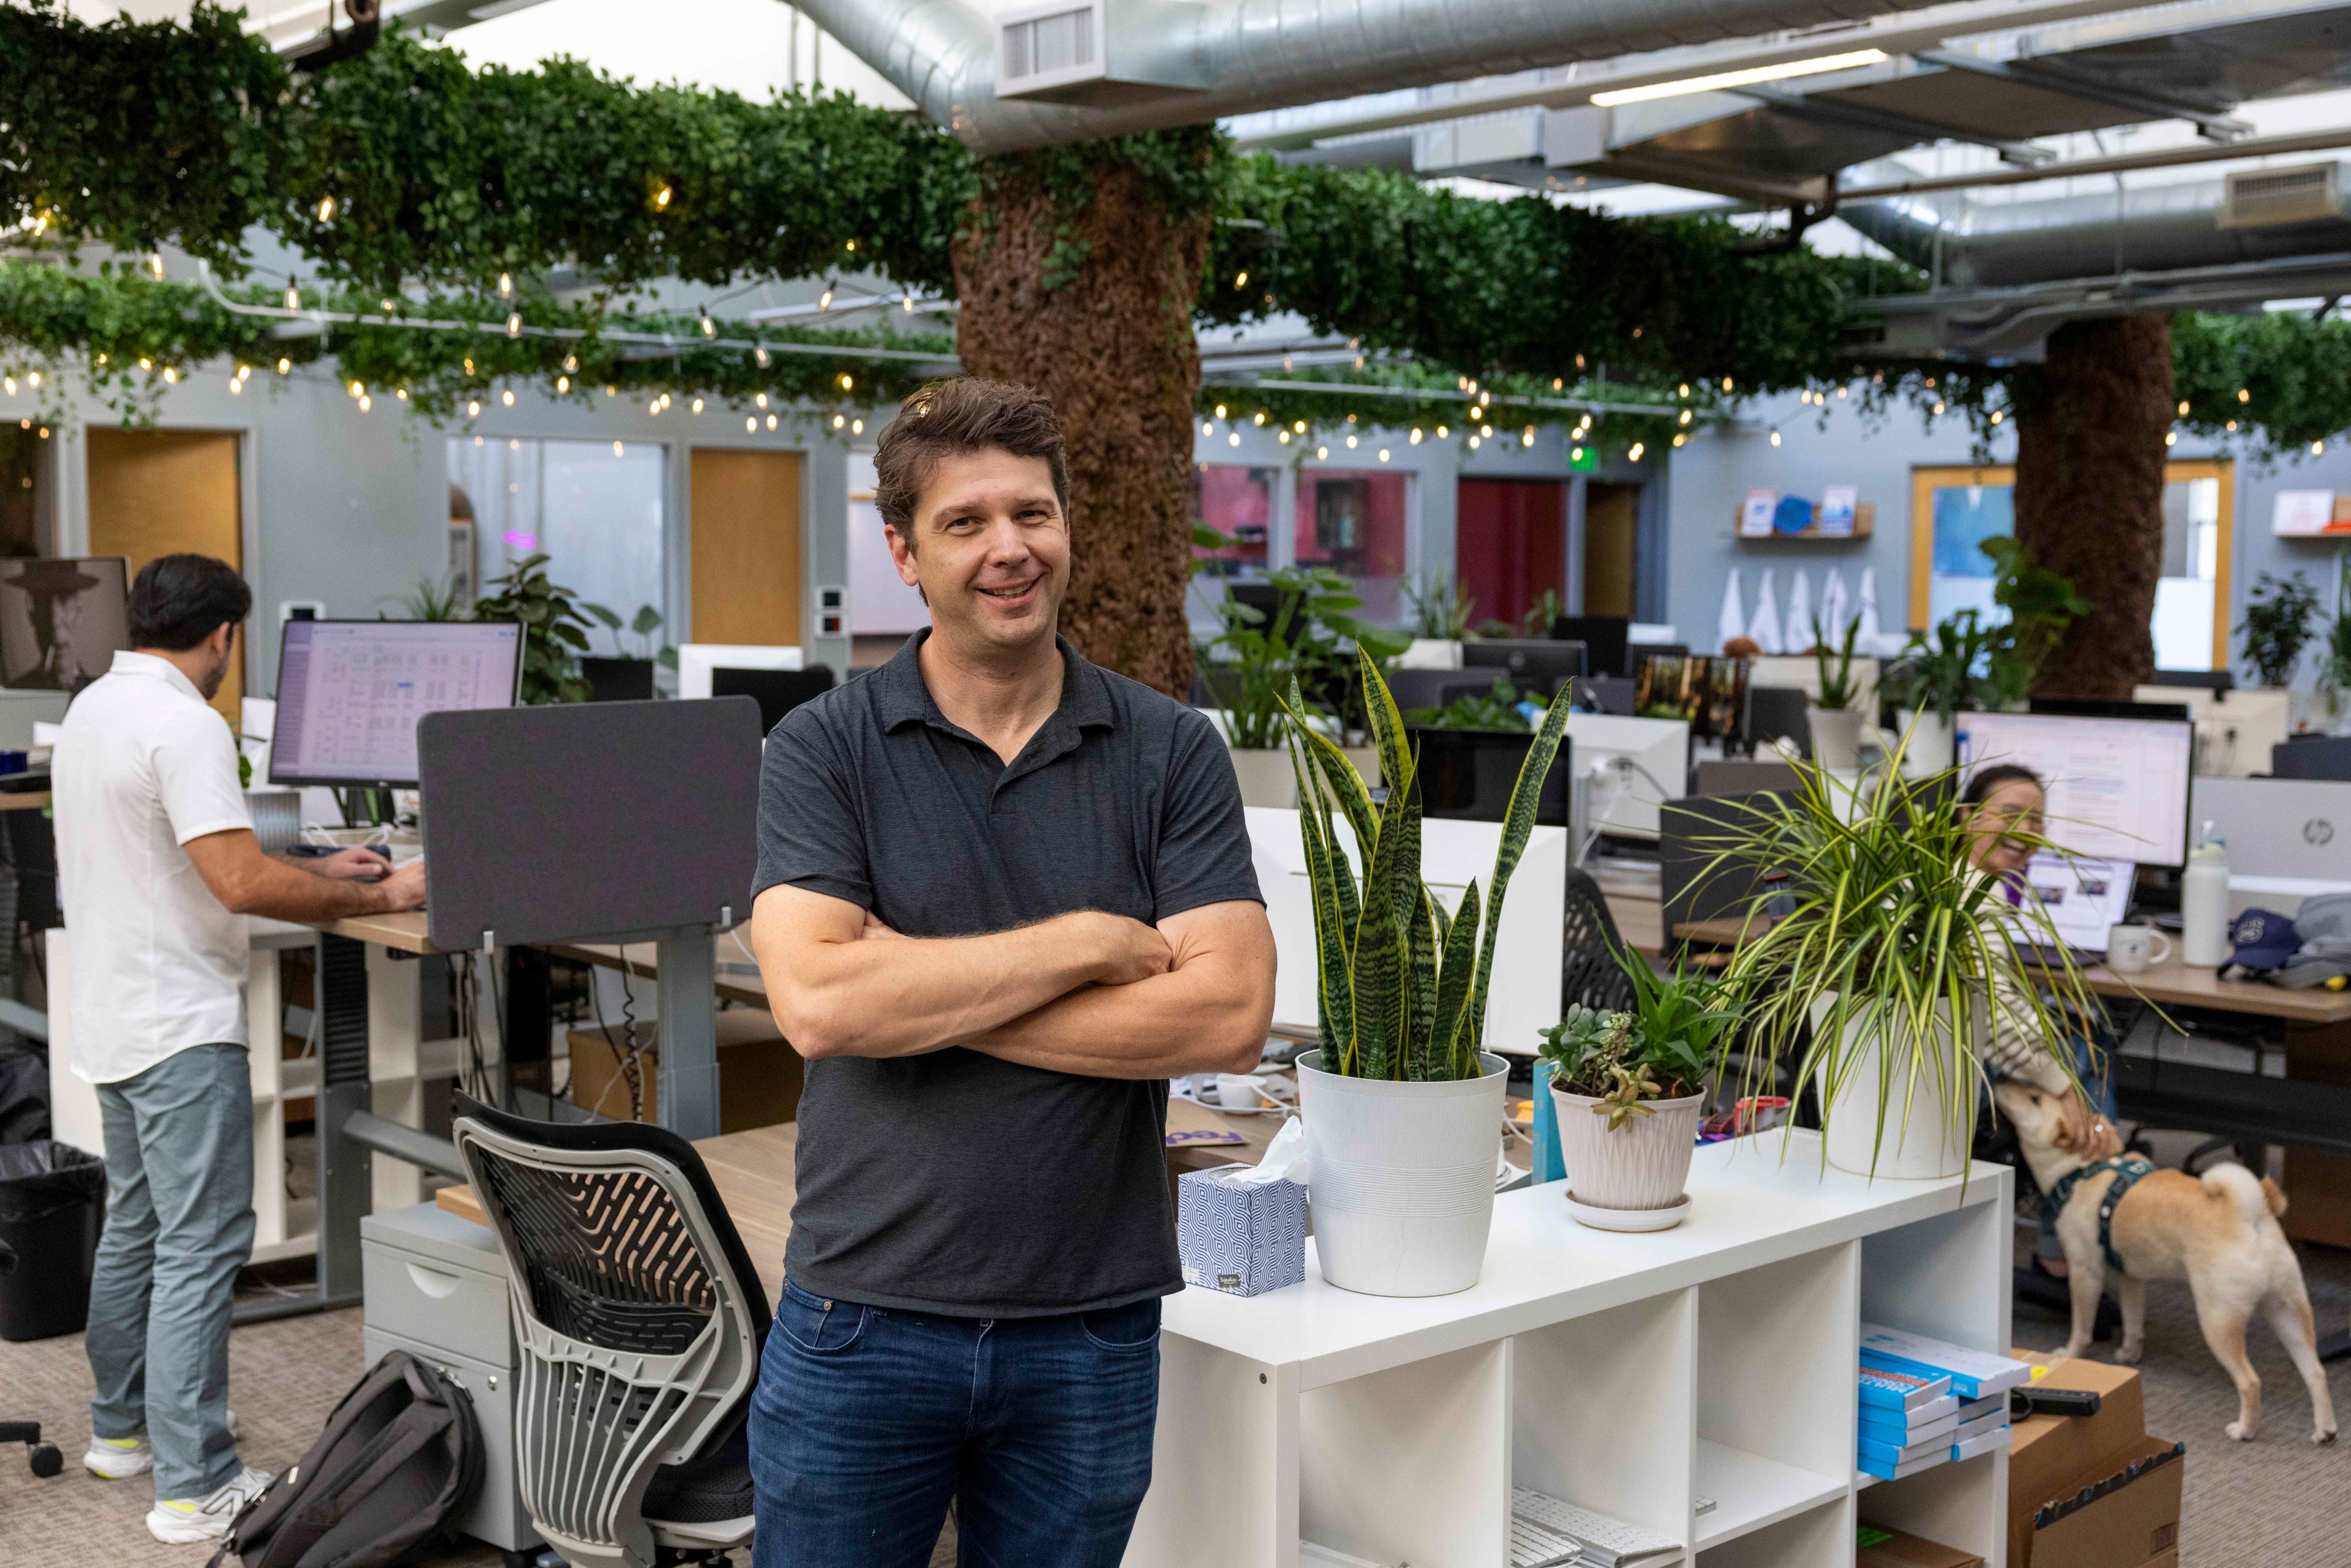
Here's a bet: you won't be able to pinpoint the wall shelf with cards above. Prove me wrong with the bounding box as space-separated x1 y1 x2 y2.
1731 500 1877 542
1130 1131 2014 1568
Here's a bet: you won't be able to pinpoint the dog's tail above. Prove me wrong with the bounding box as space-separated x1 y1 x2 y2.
2202 1161 2284 1224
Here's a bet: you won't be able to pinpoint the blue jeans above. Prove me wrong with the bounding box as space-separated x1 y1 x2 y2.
85 1043 255 1501
748 1280 1162 1568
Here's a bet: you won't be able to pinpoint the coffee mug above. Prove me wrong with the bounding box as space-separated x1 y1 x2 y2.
1215 1073 1266 1112
2107 923 2172 974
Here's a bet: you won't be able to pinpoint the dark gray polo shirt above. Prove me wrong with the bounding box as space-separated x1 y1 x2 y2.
751 630 1261 1316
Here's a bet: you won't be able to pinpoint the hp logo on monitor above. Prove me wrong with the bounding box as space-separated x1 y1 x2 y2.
2308 818 2336 847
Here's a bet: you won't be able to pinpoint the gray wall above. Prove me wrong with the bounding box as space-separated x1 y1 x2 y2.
17 370 851 696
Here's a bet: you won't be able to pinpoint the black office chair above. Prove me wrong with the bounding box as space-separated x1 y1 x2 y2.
1747 687 1811 759
580 657 656 703
711 664 836 735
1561 869 1638 1016
452 1095 766 1568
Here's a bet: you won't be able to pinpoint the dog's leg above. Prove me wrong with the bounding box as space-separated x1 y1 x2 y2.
2112 1274 2148 1365
2262 1270 2339 1446
2063 1255 2107 1360
2195 1300 2263 1441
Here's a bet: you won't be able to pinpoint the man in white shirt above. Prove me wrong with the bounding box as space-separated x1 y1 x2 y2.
52 555 427 1545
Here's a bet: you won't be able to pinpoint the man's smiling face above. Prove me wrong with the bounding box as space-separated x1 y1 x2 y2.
886 446 1071 658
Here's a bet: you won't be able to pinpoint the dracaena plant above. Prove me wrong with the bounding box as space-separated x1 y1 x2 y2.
1812 614 1865 711
1282 648 1570 1081
1692 744 2096 1163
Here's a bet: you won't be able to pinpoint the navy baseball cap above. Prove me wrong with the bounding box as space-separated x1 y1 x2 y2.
2228 907 2301 971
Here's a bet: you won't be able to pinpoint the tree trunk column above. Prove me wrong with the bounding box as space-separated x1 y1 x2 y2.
2013 315 2173 700
953 159 1212 699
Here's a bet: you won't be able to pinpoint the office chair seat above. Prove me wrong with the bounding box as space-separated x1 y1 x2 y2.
1563 868 1640 1015
453 1095 768 1568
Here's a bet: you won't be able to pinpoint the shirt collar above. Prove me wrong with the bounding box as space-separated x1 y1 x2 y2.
874 628 1116 738
111 650 208 706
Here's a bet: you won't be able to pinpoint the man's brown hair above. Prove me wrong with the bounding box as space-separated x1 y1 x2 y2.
874 378 1070 552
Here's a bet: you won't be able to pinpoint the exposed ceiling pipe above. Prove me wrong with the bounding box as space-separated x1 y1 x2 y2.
1835 126 2351 202
793 0 1972 156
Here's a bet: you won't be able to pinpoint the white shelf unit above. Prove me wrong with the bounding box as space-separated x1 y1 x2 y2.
1129 1132 2012 1568
47 918 498 1265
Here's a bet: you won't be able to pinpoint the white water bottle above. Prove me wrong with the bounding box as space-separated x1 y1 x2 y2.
2181 820 2231 968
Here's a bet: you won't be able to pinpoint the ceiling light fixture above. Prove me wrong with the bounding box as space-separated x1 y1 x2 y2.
1591 48 1888 106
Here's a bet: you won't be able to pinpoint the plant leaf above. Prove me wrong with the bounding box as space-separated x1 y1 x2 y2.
1467 688 1572 1057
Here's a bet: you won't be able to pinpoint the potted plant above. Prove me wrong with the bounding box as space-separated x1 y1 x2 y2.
1805 616 1869 769
1701 752 2094 1180
1978 537 2088 711
1398 570 1475 669
1282 651 1570 1296
1537 958 1742 1231
1198 567 1396 806
2240 570 2317 690
1884 610 1993 775
473 552 596 704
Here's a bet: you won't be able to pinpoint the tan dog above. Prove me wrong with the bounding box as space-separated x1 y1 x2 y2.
1995 1082 2338 1445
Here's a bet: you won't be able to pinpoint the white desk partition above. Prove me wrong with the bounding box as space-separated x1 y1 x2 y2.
677 643 803 700
1247 806 1565 1058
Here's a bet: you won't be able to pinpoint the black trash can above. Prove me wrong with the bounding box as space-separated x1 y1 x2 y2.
0 1140 106 1341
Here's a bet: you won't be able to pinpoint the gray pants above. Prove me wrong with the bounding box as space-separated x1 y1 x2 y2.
86 1043 255 1502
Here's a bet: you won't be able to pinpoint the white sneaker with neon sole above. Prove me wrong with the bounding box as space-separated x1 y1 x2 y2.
82 1408 241 1480
146 1463 273 1545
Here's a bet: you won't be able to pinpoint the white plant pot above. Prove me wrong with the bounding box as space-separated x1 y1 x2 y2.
1807 705 1867 770
1227 745 1379 809
1815 996 1980 1180
1892 709 1954 776
1550 1085 1702 1220
1295 1049 1509 1297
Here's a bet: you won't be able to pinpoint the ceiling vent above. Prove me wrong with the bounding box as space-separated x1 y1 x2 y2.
997 0 1205 105
2220 163 2344 230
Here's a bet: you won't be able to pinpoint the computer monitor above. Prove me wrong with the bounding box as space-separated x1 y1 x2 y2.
1564 713 1689 839
711 664 837 733
1953 710 2195 868
1551 616 1632 677
678 643 801 700
0 556 129 692
1408 729 1570 827
2145 669 2233 693
1633 653 1750 745
1462 638 1586 695
2028 698 2191 722
1748 687 1810 756
580 656 656 703
269 619 523 788
1569 675 1637 716
2133 684 2289 779
2271 736 2351 782
2190 775 2351 883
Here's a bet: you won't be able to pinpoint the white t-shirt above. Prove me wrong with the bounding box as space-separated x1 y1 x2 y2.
54 651 254 1084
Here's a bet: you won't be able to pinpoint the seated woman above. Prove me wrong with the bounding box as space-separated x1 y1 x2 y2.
1960 762 2121 1277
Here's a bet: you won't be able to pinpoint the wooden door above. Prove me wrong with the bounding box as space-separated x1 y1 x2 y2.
1455 479 1566 632
689 449 803 645
86 429 243 721
1583 483 1639 619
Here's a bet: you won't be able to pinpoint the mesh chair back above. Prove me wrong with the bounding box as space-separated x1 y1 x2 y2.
1562 868 1638 1015
453 1097 765 1568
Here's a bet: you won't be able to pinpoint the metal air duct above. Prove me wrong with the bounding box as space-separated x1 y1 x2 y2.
795 0 1959 154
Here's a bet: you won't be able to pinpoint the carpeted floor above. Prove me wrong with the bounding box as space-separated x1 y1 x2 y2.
9 1240 2342 1568
0 1292 958 1568
2012 1234 2351 1568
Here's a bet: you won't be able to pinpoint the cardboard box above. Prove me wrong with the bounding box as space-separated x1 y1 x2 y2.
566 1010 803 1131
1856 1524 1983 1568
2026 1435 2184 1568
2006 1357 2149 1568
1177 1163 1305 1296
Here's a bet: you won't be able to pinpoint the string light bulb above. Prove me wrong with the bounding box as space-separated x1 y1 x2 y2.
467 399 481 416
1672 433 1685 447
819 287 833 310
501 389 514 407
1436 424 1449 438
1409 429 1423 445
498 272 512 296
1229 432 1240 447
846 238 858 252
700 314 715 337
754 391 768 408
162 367 175 383
692 397 704 414
839 373 853 391
1234 271 1248 288
1769 429 1782 446
1316 445 1329 459
277 358 290 375
1629 443 1644 461
615 440 624 456
746 417 757 432
2165 431 2178 447
2240 388 2251 403
349 380 364 397
563 355 578 373
832 414 846 429
358 394 370 411
286 285 301 309
506 313 521 336
1379 448 1391 462
317 195 334 223
2178 400 2191 417
852 418 864 435
654 185 673 209
1252 411 1265 426
2317 440 2328 456
1345 434 1358 448
557 375 569 392
754 348 770 368
149 253 163 277
1278 430 1291 445
1722 377 1733 392
767 414 778 430
1990 410 2003 425
1214 403 1227 419
1469 435 1481 449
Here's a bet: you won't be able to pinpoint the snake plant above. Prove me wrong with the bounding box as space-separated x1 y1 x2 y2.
1282 648 1572 1081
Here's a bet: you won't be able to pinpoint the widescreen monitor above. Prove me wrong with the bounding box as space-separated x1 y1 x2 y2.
0 556 130 692
1954 710 2194 868
712 664 836 733
269 620 523 788
1463 638 1586 696
678 642 801 700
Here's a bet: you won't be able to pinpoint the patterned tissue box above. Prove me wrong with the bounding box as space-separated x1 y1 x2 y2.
1177 1162 1307 1297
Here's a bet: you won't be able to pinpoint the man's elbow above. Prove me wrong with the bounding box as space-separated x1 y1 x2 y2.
214 880 266 917
771 992 860 1060
1209 969 1278 1073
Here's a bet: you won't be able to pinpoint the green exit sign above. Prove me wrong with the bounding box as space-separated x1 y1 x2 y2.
1567 444 1597 471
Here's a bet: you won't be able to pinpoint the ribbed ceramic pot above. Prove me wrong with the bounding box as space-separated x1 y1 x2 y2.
1551 1086 1703 1215
1295 1050 1509 1297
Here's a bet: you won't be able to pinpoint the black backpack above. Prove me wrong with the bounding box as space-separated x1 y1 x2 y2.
209 1349 484 1568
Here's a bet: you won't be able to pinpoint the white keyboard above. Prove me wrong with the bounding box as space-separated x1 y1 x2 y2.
1510 1490 1683 1568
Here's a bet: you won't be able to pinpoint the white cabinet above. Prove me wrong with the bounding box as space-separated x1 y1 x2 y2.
1132 1133 2012 1568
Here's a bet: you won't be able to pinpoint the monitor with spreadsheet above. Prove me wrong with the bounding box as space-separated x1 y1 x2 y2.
1953 710 2195 868
269 620 523 787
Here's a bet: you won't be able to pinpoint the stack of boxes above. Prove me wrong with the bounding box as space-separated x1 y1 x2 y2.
2007 1355 2184 1568
1854 1324 2023 1481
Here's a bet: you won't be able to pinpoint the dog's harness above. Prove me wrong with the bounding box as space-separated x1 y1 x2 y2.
2049 1154 2157 1274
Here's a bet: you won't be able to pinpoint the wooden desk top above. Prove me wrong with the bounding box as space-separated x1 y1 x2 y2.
435 1097 1293 1303
1603 891 2351 1026
0 790 50 812
310 910 441 955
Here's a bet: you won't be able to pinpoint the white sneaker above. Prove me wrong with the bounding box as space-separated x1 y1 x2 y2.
84 1408 241 1480
146 1464 273 1545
